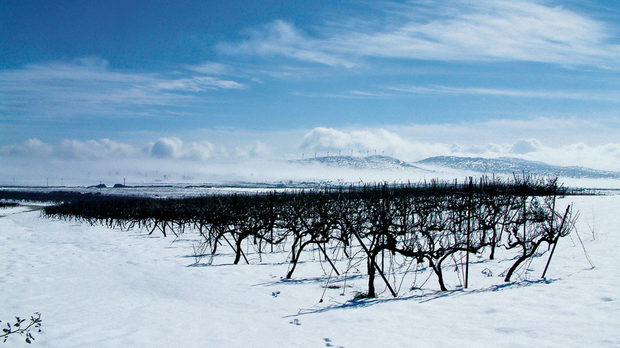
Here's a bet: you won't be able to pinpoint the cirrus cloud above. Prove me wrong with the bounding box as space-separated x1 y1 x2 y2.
219 0 620 68
0 57 248 122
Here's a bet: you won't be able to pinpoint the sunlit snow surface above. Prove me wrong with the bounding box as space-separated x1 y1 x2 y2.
0 185 304 199
1 194 619 347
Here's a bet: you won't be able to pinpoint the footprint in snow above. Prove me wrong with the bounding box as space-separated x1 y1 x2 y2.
323 338 344 348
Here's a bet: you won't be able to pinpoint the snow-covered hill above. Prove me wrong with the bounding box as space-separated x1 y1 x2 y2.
297 155 422 170
417 156 620 179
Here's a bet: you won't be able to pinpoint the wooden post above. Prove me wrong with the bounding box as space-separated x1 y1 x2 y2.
541 205 571 278
351 228 397 297
317 242 340 276
465 177 472 288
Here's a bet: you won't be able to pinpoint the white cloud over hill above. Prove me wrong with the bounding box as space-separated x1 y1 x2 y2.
1 118 620 187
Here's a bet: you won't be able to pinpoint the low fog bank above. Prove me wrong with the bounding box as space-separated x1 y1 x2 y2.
0 157 437 187
2 157 619 189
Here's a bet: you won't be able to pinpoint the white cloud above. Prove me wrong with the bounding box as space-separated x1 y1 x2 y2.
183 141 218 161
153 76 245 92
387 116 619 147
186 62 232 75
383 85 620 102
300 127 451 160
56 139 140 160
0 137 221 161
220 0 620 68
2 125 620 186
149 137 221 160
290 90 397 99
0 135 274 163
2 118 620 175
297 122 620 171
300 127 354 151
0 138 140 160
0 58 248 121
217 20 357 67
516 142 620 171
511 139 543 154
0 138 53 157
232 141 271 159
151 138 183 158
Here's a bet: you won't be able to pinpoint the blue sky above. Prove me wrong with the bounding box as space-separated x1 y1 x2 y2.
1 0 620 183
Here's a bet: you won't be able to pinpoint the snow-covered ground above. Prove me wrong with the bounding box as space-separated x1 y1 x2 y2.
1 194 619 347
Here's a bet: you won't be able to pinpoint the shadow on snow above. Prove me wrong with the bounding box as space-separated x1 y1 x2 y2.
286 278 558 317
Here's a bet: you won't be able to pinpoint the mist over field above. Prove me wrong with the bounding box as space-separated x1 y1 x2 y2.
2 127 620 187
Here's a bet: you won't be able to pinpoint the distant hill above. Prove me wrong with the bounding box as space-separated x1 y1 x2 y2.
297 155 423 170
416 156 620 179
294 154 620 180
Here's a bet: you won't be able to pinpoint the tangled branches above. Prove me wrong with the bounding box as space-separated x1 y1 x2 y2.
36 176 578 297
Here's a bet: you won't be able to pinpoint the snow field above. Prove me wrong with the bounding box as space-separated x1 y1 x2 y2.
1 195 619 347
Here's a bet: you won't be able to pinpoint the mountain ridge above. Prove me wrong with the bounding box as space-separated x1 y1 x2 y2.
416 156 620 179
294 154 620 179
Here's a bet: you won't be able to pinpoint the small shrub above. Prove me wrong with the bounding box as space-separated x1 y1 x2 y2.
1 312 42 344
353 291 372 300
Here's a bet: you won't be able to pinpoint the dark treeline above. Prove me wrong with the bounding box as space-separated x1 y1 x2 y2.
0 202 20 208
3 177 578 297
0 190 104 203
